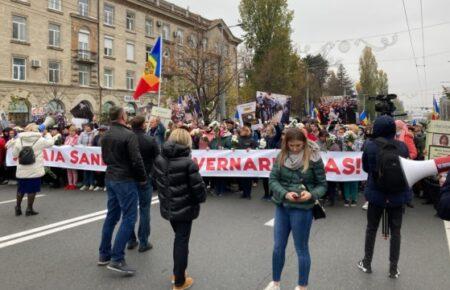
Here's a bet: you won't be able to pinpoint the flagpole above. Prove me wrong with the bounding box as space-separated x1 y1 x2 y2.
158 34 163 107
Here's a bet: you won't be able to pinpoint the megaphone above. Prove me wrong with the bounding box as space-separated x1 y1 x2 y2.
400 156 450 187
38 116 56 132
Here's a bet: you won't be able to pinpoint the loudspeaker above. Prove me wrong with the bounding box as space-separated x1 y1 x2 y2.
400 156 450 187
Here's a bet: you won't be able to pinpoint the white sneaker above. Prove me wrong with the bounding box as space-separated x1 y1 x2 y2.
264 282 280 290
362 201 369 210
80 185 88 191
103 187 107 192
93 186 102 191
88 185 95 191
9 180 17 186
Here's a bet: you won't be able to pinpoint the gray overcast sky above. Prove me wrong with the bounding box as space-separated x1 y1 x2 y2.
170 0 450 109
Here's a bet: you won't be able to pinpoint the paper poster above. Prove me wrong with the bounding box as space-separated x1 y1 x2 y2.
255 91 291 125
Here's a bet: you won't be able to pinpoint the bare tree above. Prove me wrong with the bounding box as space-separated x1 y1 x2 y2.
169 28 238 123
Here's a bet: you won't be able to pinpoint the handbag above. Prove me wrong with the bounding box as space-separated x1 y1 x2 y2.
312 200 326 220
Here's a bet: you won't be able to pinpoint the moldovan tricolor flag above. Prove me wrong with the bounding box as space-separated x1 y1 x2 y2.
133 36 162 100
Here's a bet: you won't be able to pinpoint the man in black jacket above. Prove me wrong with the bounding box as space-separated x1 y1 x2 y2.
127 115 160 252
98 106 147 276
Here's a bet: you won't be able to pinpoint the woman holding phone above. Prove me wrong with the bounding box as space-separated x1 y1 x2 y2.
265 128 327 290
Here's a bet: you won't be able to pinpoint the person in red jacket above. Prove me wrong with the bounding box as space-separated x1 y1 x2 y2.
395 120 417 160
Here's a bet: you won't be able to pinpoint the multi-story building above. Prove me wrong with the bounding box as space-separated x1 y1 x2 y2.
0 0 240 126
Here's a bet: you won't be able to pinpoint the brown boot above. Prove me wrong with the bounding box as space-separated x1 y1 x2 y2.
173 277 194 290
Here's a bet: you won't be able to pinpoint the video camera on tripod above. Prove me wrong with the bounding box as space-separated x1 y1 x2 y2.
368 94 407 118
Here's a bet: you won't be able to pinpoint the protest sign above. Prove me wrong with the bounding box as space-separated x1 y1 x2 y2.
426 120 450 159
7 147 367 181
255 91 291 125
237 102 258 128
151 106 172 127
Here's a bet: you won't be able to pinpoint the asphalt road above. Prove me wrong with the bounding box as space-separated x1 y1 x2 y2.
0 183 449 290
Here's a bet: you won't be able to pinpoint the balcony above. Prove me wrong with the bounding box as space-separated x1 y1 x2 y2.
75 50 97 63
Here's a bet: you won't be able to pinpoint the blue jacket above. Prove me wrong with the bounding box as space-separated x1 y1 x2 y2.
362 115 412 207
266 125 282 149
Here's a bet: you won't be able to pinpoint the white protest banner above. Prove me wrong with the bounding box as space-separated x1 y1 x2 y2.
7 147 367 181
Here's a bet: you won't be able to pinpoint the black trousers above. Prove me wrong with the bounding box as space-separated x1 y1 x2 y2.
170 220 193 286
363 203 403 267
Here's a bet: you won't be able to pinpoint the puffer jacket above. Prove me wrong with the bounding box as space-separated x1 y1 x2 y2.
12 132 54 179
362 115 411 207
153 141 206 221
269 141 327 210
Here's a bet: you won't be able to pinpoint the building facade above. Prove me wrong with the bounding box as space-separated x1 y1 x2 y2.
0 0 240 126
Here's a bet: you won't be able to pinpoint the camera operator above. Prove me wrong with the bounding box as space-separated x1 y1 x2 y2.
357 115 411 279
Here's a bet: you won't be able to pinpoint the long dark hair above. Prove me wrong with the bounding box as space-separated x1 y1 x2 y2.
278 128 311 172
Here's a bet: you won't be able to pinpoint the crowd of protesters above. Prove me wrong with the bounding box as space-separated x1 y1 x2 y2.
0 111 432 209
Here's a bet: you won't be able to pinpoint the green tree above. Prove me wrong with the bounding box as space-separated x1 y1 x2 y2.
336 64 354 95
325 71 341 96
377 69 389 95
239 0 293 64
359 47 379 119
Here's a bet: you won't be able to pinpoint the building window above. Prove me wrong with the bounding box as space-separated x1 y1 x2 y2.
145 45 153 61
12 16 27 41
79 64 90 86
188 35 198 48
48 23 61 47
12 57 26 81
176 29 184 45
162 23 170 40
104 4 114 26
78 30 89 58
126 11 135 31
48 61 60 83
104 68 113 88
126 42 134 61
78 0 89 17
48 0 61 11
104 37 113 57
126 71 135 90
145 17 153 37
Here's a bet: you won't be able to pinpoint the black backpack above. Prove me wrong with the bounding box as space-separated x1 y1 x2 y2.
18 138 39 165
373 137 407 194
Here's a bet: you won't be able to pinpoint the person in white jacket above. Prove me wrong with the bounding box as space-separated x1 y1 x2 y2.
11 123 54 216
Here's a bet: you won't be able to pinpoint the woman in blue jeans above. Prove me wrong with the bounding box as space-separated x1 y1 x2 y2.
266 128 327 290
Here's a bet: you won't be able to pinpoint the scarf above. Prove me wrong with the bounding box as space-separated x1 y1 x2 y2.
284 152 304 170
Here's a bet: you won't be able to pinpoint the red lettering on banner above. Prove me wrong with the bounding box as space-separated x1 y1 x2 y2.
70 151 79 163
243 158 257 171
206 158 215 171
342 158 355 174
43 150 49 161
259 158 271 171
79 153 90 165
197 158 206 169
55 151 65 162
91 154 100 166
230 158 241 170
217 158 228 171
325 158 341 174
356 158 362 174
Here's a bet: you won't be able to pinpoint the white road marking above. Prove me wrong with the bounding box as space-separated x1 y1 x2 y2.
0 194 46 205
444 221 450 258
0 198 159 249
265 218 274 227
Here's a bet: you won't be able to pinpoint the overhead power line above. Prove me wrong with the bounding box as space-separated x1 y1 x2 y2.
401 0 423 93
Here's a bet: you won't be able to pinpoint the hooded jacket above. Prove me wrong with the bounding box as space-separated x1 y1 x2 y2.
12 132 54 179
362 115 411 207
153 141 206 221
